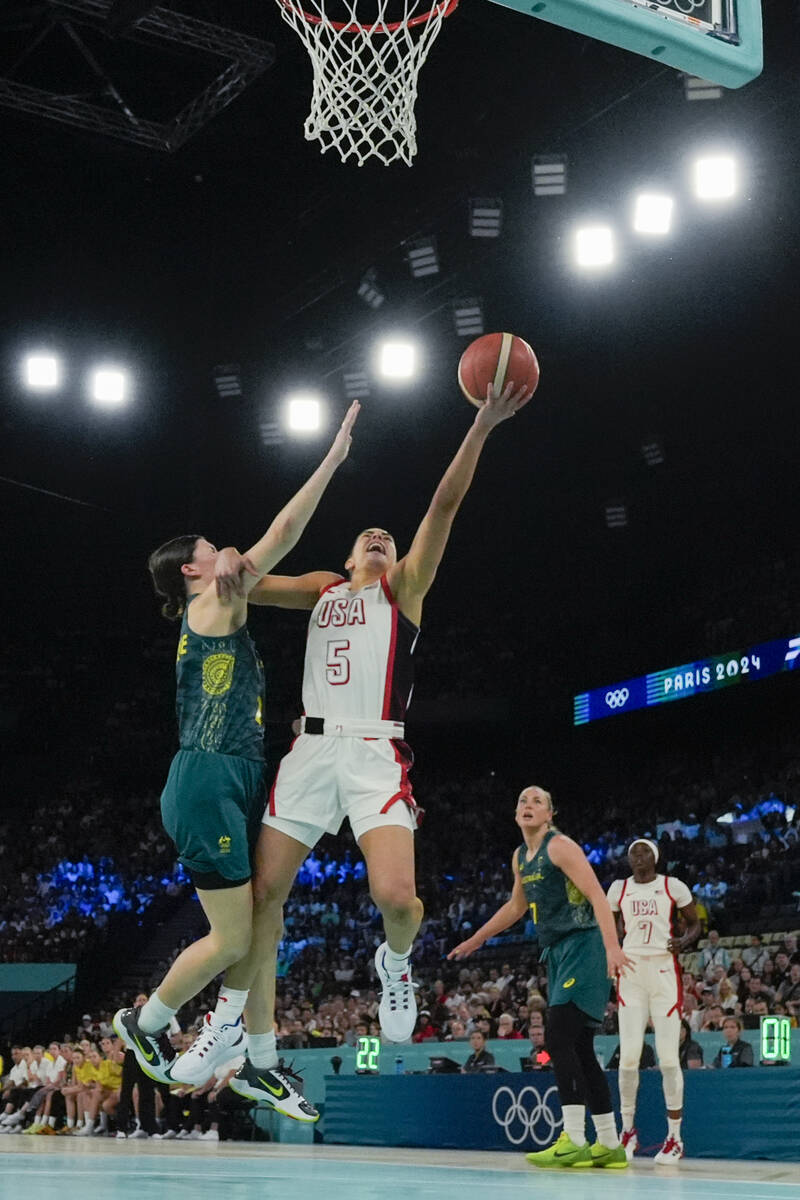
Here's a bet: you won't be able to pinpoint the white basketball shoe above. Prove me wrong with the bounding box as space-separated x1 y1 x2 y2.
374 942 417 1042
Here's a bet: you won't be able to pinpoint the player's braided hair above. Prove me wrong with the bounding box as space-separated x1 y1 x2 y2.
147 534 203 622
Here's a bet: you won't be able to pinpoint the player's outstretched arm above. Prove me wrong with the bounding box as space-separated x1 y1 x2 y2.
213 402 359 602
447 849 528 959
548 835 635 979
390 381 531 625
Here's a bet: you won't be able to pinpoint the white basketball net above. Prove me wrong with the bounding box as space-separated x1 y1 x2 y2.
275 0 458 166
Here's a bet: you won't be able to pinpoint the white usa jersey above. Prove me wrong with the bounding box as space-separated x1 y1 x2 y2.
607 874 693 957
303 577 419 722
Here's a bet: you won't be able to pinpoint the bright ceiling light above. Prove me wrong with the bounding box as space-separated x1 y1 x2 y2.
574 226 614 269
287 393 322 432
24 353 61 391
90 367 129 407
379 341 416 379
694 155 736 200
633 193 674 235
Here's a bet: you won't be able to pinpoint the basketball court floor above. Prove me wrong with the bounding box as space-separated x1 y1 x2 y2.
2 1142 798 1200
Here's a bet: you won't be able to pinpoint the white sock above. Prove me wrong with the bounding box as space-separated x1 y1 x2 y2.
247 1031 278 1070
667 1116 682 1142
47 1117 56 1127
384 944 412 973
67 1117 75 1128
138 991 178 1035
561 1104 586 1146
84 1117 95 1131
592 1112 619 1149
98 1112 109 1131
213 986 249 1026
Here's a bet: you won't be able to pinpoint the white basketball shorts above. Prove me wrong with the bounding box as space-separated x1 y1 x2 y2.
263 734 420 848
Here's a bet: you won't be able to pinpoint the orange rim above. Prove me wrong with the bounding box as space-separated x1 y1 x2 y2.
279 0 459 35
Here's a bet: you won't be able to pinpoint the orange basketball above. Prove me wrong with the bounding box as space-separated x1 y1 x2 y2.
457 332 540 407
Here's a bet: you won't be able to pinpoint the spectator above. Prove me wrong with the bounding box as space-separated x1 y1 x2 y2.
678 1020 703 1069
461 1031 495 1073
742 998 770 1030
445 1019 468 1041
495 1013 523 1040
776 964 800 1018
524 1026 552 1071
741 935 770 975
701 931 730 977
712 1018 754 1068
605 1041 656 1070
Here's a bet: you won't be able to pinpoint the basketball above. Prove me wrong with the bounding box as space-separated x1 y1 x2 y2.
457 333 540 407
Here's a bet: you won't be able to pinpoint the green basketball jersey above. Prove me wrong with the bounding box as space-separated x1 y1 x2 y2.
174 599 265 761
517 830 597 948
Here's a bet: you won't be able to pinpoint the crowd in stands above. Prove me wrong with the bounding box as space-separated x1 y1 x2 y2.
3 916 799 1142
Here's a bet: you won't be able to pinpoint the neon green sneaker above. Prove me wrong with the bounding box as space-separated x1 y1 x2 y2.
23 1123 42 1135
526 1131 592 1168
591 1142 629 1168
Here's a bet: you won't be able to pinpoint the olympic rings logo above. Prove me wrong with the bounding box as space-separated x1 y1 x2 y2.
491 1085 562 1147
605 688 630 709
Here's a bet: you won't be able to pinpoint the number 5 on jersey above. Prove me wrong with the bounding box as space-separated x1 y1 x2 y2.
326 639 351 685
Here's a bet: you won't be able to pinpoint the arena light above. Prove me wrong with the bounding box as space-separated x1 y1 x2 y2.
641 438 665 467
214 364 242 399
532 155 567 196
90 366 129 407
343 367 370 399
453 298 484 337
286 393 323 433
357 268 385 309
604 501 628 529
693 155 737 200
379 340 416 379
24 352 61 391
405 236 439 278
684 75 723 101
469 198 503 238
633 194 674 235
574 225 614 269
259 418 284 447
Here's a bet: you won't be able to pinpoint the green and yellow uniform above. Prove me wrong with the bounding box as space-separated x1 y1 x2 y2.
97 1058 123 1090
518 830 608 1024
160 597 267 885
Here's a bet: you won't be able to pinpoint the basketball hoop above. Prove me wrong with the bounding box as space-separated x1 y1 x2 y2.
276 0 460 166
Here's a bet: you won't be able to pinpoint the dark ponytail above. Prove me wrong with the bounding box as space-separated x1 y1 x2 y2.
147 535 202 622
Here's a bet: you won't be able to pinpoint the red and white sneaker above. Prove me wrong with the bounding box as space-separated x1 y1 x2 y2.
374 943 417 1042
620 1128 638 1161
170 1012 245 1085
654 1135 684 1164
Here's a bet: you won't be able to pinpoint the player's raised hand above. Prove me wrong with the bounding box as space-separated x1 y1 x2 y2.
446 934 485 961
606 943 636 980
214 546 259 600
328 400 361 465
474 380 532 431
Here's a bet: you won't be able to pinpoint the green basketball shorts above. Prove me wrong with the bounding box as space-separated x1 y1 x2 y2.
543 927 610 1025
161 749 266 888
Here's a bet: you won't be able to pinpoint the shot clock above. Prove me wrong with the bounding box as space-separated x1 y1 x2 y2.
760 1015 792 1065
355 1035 381 1074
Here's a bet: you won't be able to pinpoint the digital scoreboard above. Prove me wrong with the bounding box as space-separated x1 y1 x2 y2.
574 633 800 726
760 1015 792 1065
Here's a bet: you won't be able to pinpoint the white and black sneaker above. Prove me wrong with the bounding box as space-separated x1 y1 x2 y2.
229 1058 319 1123
374 942 417 1042
113 1008 176 1084
170 1012 245 1086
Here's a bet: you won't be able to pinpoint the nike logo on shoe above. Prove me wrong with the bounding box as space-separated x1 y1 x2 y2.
133 1035 156 1062
258 1077 287 1098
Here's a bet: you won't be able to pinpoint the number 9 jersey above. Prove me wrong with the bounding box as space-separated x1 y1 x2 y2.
607 874 693 955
